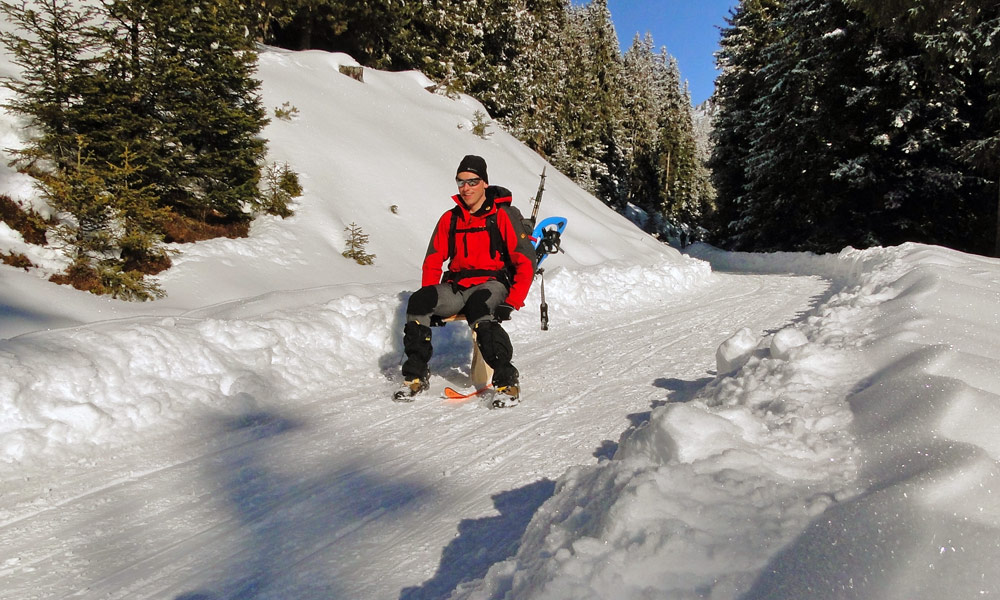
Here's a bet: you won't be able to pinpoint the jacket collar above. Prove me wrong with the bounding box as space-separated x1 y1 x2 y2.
451 185 511 217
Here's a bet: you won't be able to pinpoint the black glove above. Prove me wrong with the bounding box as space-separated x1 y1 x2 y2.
494 303 514 322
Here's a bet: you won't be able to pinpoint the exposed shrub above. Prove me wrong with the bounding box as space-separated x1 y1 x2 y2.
49 257 164 301
338 65 363 82
1 250 34 270
161 211 250 243
50 258 103 294
0 194 50 245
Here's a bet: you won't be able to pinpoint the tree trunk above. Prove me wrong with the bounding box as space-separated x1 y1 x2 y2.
664 148 672 200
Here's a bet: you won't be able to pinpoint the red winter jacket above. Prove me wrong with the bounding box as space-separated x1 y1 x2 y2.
421 186 535 309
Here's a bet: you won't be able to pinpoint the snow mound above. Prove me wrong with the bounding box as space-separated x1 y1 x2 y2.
715 326 757 375
455 243 1000 600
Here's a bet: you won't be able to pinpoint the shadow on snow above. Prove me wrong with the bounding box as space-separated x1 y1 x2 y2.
399 478 557 600
174 409 432 600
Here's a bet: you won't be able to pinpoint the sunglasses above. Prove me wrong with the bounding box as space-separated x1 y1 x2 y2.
456 177 482 188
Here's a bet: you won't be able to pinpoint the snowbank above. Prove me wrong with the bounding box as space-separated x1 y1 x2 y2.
0 256 711 467
454 242 1000 599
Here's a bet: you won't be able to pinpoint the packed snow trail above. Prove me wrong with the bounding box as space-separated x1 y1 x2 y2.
0 271 827 600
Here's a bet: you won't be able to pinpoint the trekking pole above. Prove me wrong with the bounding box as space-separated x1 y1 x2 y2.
529 166 546 228
539 268 549 331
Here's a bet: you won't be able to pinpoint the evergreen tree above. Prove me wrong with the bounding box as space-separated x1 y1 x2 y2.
847 0 999 253
621 34 711 233
41 137 166 300
263 0 410 65
584 0 628 207
736 0 871 251
551 0 626 204
548 5 593 190
243 0 286 42
105 146 169 274
342 222 376 265
502 0 569 157
0 0 99 172
79 0 269 221
387 0 482 96
462 0 520 119
709 0 785 248
507 0 570 130
2 0 273 298
1 1 167 297
621 34 663 221
714 0 997 254
846 4 990 251
86 1 167 216
653 52 703 223
722 0 887 251
140 0 268 221
43 138 119 268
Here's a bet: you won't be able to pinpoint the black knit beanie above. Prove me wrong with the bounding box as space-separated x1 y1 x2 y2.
456 155 488 183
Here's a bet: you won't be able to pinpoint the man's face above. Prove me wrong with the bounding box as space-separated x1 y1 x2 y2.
456 171 487 211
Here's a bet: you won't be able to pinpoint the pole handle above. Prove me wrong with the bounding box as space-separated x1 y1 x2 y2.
539 268 548 330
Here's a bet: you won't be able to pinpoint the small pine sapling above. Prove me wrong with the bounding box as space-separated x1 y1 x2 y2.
342 222 376 265
256 162 301 217
274 102 300 121
471 110 493 139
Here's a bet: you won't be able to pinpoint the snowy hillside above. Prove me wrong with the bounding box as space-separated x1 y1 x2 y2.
2 25 1000 600
0 44 673 340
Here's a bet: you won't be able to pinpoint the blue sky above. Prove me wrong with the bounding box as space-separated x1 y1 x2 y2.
603 0 739 105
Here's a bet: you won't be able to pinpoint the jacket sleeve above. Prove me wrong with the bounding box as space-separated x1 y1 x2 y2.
498 209 536 309
421 212 451 287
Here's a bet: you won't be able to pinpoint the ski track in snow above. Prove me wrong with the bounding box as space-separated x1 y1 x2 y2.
0 272 829 600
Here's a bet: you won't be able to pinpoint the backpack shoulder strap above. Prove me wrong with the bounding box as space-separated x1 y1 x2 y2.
489 207 512 267
447 205 462 260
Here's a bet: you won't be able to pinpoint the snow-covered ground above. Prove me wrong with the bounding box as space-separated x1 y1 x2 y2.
2 18 999 600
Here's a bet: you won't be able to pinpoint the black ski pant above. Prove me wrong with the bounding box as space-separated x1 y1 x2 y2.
402 280 518 386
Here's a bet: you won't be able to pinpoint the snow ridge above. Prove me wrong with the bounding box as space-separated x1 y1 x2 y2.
453 242 1000 600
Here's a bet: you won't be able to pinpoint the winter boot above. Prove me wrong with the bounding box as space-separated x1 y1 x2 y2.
393 377 430 402
490 383 520 408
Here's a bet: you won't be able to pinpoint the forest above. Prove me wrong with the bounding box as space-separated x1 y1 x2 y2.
249 0 998 256
0 0 301 299
712 0 999 255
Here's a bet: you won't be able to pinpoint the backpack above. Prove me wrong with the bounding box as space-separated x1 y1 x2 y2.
446 202 537 286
